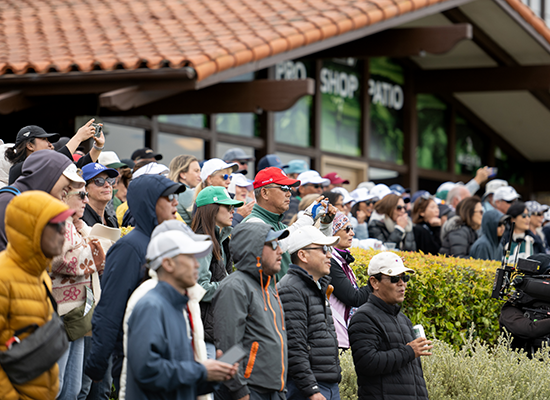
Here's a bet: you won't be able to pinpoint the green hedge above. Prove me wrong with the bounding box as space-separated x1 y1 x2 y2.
340 330 550 400
350 249 502 347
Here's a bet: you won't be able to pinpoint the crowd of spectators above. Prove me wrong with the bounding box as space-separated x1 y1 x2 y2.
0 122 548 400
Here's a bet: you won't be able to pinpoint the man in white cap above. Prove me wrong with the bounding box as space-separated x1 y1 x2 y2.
228 173 255 226
348 252 431 400
481 179 508 212
493 186 520 214
125 229 238 400
277 226 342 400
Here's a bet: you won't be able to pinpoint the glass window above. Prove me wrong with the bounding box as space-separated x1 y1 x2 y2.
158 114 206 129
417 94 448 171
455 114 486 175
320 58 362 156
158 132 204 165
274 60 313 147
495 147 525 185
100 122 145 160
368 58 405 164
275 151 310 170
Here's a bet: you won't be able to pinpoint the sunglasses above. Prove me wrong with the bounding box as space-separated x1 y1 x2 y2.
366 200 378 206
303 245 333 254
237 160 249 166
264 185 292 193
532 212 543 217
265 240 280 250
520 213 531 218
384 274 411 284
67 191 88 200
344 226 354 233
504 199 517 204
164 194 178 202
307 184 322 189
395 205 406 211
91 177 116 187
221 204 235 213
48 221 66 235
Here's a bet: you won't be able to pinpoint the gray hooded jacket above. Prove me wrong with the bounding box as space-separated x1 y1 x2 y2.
213 223 287 399
0 151 71 251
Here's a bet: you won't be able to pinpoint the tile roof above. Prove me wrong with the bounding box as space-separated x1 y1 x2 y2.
1 0 550 82
504 0 550 45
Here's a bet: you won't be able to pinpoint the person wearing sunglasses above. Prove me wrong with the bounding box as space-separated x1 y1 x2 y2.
50 184 111 399
191 186 243 360
283 170 330 225
329 213 371 350
348 252 431 400
493 186 521 214
246 167 337 279
197 158 238 195
0 191 75 399
222 147 255 175
278 226 342 400
525 201 548 254
368 194 416 251
411 194 442 256
81 163 120 229
350 188 378 240
440 196 483 258
213 223 289 400
470 210 509 261
501 201 536 260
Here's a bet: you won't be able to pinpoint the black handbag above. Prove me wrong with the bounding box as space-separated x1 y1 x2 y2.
0 282 69 385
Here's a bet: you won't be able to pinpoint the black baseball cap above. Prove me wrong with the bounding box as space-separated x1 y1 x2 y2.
15 126 60 147
160 183 186 197
131 148 163 161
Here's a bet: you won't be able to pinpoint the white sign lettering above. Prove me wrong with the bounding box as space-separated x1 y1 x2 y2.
368 79 404 110
319 68 359 99
275 61 307 80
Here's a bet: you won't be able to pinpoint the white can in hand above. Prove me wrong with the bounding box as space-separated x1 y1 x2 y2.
412 324 426 340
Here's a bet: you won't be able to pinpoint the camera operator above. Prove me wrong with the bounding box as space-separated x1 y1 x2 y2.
499 254 550 357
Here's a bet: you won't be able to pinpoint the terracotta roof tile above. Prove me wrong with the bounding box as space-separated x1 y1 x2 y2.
6 0 545 81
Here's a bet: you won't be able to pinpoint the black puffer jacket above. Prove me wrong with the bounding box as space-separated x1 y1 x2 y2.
439 215 478 258
348 295 428 400
368 211 416 251
277 265 341 398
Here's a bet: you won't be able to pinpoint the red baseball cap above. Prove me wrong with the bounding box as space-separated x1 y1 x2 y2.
323 172 349 185
253 167 300 189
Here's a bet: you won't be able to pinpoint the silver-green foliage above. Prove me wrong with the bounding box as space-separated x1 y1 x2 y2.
339 329 550 400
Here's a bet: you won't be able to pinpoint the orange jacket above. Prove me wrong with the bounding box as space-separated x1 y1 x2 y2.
0 190 70 400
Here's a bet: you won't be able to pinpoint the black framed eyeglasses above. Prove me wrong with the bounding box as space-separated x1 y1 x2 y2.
222 204 235 213
91 177 116 187
344 226 354 233
384 274 410 284
265 240 280 250
303 245 333 254
67 191 88 200
264 185 292 193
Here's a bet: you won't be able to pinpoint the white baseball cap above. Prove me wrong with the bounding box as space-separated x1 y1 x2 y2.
146 230 213 271
98 151 128 169
63 163 86 187
494 186 520 202
200 158 238 182
482 179 508 201
370 184 392 200
351 188 378 203
230 173 253 190
287 225 340 254
368 252 415 276
297 170 330 187
331 187 354 205
132 162 169 180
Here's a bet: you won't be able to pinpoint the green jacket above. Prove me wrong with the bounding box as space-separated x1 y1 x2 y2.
243 204 333 280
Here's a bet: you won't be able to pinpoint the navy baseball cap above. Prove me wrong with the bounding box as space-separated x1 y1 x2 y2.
82 163 119 182
257 154 288 171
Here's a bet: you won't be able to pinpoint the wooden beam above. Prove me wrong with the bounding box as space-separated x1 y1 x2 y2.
414 65 550 93
105 79 315 116
0 91 33 114
313 24 472 59
99 86 182 111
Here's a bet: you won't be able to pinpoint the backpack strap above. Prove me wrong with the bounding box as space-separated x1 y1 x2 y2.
42 281 58 314
0 186 21 196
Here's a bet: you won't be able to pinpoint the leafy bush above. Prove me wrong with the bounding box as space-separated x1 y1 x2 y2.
339 330 550 400
350 249 502 347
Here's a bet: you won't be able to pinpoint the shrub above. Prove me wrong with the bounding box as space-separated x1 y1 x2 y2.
350 249 502 347
339 330 550 400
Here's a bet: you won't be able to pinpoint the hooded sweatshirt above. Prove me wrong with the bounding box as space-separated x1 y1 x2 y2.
0 151 71 251
0 191 69 400
213 223 287 399
85 174 181 381
470 209 504 261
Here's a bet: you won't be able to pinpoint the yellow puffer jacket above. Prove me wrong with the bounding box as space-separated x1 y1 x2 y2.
0 191 70 400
